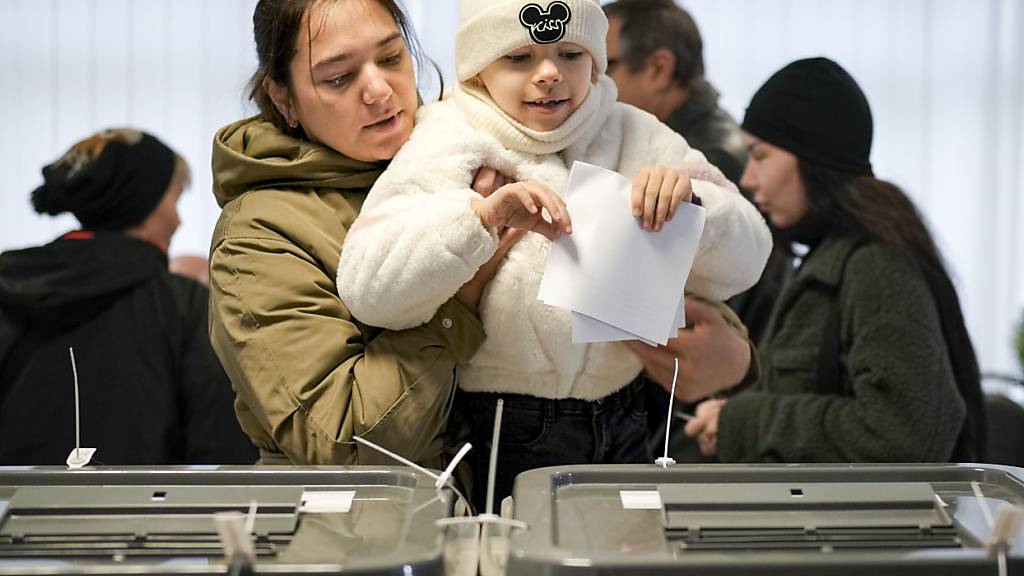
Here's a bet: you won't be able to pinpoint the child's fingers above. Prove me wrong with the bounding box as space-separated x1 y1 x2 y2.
630 167 650 218
667 175 692 222
511 186 539 215
642 167 664 229
654 170 677 230
525 182 572 234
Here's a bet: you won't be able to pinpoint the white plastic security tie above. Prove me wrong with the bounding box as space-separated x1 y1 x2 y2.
353 435 440 481
435 442 473 490
65 347 97 469
485 399 505 516
654 357 680 468
972 480 1023 576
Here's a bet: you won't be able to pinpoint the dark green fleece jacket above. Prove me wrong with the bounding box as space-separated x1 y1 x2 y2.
719 234 965 462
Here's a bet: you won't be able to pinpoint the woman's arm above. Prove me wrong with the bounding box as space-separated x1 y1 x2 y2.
338 189 498 330
210 228 485 466
336 102 503 330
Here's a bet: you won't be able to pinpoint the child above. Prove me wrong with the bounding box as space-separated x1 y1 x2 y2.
338 0 771 508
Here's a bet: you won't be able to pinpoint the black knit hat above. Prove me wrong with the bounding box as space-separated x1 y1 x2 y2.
31 129 177 230
742 57 873 175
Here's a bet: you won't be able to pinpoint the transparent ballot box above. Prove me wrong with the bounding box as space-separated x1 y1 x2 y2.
0 466 460 575
504 463 1024 576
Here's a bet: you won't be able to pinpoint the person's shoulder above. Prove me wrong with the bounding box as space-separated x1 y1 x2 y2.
613 101 660 128
213 185 352 249
841 241 935 314
411 98 486 146
614 101 687 146
846 241 921 281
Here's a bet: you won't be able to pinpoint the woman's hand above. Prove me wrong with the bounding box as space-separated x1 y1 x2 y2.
623 299 751 402
471 167 513 197
683 398 727 456
471 181 572 241
631 165 693 232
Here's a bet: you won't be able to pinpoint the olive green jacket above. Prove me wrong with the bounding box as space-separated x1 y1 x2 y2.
719 234 966 462
209 117 485 466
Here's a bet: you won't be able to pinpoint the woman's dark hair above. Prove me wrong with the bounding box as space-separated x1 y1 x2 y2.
248 0 435 136
799 161 987 461
798 162 942 268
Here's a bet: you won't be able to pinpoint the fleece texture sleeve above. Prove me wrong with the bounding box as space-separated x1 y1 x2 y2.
337 101 500 330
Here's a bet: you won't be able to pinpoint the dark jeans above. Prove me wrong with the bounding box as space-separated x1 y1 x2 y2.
463 378 652 513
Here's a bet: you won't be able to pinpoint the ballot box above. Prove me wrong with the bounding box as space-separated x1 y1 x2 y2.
503 463 1024 576
0 466 458 575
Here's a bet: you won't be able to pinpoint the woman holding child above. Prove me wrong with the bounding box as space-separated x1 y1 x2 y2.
209 0 768 500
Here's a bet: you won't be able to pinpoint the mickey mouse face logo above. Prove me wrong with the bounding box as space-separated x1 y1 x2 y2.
519 1 572 44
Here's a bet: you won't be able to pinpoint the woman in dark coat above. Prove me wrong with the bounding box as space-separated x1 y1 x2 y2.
683 58 985 463
0 129 256 465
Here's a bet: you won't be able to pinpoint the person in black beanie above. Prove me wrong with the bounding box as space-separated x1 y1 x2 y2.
0 128 257 465
682 58 987 464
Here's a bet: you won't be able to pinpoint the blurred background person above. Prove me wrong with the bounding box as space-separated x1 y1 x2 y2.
0 128 256 465
683 58 986 463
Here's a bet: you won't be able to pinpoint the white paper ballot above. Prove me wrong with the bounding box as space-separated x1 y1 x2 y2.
538 162 705 344
572 311 659 346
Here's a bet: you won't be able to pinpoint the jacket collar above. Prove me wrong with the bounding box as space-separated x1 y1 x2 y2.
760 234 863 343
665 80 720 134
795 234 865 289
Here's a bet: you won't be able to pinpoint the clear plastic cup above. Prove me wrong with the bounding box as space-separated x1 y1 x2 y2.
442 521 480 576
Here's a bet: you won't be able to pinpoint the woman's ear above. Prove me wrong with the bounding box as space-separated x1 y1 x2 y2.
262 75 295 125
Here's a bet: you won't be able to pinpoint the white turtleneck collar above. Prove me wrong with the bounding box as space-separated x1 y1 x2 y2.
452 75 618 156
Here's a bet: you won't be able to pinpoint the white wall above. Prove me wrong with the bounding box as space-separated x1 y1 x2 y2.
0 0 1021 373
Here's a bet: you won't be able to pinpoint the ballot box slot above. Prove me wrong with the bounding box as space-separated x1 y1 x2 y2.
0 485 303 559
659 481 961 552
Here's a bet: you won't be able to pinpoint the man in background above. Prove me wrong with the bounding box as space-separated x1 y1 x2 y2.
603 0 747 184
604 0 789 461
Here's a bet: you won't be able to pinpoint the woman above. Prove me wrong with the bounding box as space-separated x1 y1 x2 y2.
208 0 525 467
210 0 756 468
684 57 986 463
0 128 254 465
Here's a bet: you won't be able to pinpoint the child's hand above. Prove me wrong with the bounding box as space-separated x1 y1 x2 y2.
471 181 572 241
631 166 693 231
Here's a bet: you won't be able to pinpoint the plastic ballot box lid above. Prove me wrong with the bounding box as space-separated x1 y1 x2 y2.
504 463 1024 576
0 466 456 576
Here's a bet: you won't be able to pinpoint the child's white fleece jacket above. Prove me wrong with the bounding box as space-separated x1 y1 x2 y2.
338 81 772 401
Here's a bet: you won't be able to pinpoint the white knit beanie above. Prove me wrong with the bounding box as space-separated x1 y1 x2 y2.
456 0 608 82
